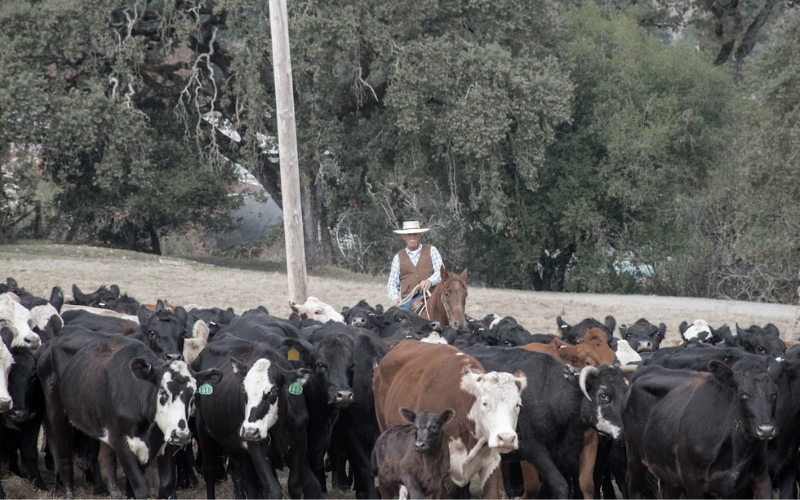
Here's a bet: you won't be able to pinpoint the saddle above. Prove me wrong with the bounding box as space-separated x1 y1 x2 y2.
411 297 425 314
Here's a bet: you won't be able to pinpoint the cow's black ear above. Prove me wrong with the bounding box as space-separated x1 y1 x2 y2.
400 408 417 424
708 360 733 385
72 284 85 304
231 358 250 377
156 299 166 313
194 368 223 386
766 324 781 337
657 323 667 339
341 306 350 315
49 286 64 313
375 304 385 314
439 409 455 425
619 325 628 336
223 307 236 322
736 324 746 337
110 284 121 298
174 306 188 325
130 358 153 380
679 321 689 335
137 305 152 325
605 316 617 334
6 277 18 290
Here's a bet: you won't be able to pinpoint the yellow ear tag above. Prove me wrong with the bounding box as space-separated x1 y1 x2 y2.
288 348 300 361
556 329 562 337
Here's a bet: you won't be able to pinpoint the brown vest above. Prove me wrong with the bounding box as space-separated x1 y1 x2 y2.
398 244 434 298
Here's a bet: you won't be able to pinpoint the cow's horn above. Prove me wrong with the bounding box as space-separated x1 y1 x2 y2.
579 366 599 401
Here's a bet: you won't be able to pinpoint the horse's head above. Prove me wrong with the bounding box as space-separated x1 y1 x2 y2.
437 266 468 329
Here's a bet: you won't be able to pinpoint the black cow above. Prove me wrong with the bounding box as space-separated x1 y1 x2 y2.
71 283 141 314
187 306 236 340
464 345 632 499
38 329 221 498
329 334 386 498
557 315 618 351
456 315 533 347
623 357 778 498
62 300 188 360
0 347 46 490
371 307 442 339
736 323 786 359
241 306 302 338
342 300 384 329
768 358 800 498
678 319 732 345
372 408 454 499
619 318 666 353
284 334 355 492
192 335 318 499
643 343 745 370
61 309 139 336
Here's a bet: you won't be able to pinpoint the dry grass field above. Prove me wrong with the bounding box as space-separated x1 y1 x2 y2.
1 240 799 498
3 241 798 344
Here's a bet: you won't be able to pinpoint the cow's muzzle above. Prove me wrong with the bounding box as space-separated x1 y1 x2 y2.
757 425 777 440
335 390 354 406
169 430 192 446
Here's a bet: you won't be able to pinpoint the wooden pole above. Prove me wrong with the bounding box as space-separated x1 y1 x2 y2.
268 0 308 304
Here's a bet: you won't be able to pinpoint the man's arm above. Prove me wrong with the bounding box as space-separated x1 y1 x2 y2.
427 246 444 287
387 254 401 303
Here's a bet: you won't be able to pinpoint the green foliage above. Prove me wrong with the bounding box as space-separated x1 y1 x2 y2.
0 0 238 251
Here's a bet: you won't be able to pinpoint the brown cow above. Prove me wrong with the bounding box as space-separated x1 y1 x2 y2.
372 408 454 499
520 328 616 367
518 327 624 499
373 340 527 499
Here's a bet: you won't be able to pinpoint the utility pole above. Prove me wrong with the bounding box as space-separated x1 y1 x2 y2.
268 0 307 304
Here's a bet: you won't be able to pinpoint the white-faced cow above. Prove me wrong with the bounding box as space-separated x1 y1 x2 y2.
0 293 42 350
373 340 527 499
290 296 345 323
192 335 317 499
38 329 221 499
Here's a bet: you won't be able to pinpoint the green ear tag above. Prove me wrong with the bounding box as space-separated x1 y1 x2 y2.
198 382 213 395
288 380 303 395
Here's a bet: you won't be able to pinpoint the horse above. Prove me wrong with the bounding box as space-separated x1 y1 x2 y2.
416 266 468 329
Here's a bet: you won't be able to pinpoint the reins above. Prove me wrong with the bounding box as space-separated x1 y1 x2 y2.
398 284 431 316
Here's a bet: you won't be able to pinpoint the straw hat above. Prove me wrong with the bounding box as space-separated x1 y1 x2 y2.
393 221 430 234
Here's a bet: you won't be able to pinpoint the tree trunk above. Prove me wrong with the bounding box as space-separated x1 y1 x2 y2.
65 219 81 243
254 162 335 267
300 167 335 267
126 223 137 251
149 226 162 255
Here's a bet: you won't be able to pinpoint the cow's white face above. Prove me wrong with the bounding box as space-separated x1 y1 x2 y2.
290 296 345 323
615 340 642 365
237 358 279 441
0 294 41 350
29 303 62 332
461 370 527 452
682 319 711 342
0 342 14 412
154 361 195 446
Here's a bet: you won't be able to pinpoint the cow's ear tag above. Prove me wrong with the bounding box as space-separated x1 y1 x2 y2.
288 380 303 395
556 329 562 337
287 348 300 361
198 382 213 395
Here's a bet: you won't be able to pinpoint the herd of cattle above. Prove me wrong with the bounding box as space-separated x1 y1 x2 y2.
0 276 799 499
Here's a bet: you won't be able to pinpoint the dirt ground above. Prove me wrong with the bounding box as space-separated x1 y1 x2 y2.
3 242 799 344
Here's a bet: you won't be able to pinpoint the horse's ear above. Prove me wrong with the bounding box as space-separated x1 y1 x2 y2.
460 268 468 281
440 265 448 281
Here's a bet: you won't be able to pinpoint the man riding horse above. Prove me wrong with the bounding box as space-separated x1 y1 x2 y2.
387 221 443 312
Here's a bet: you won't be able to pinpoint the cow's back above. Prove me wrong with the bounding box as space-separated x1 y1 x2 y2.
373 340 480 434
